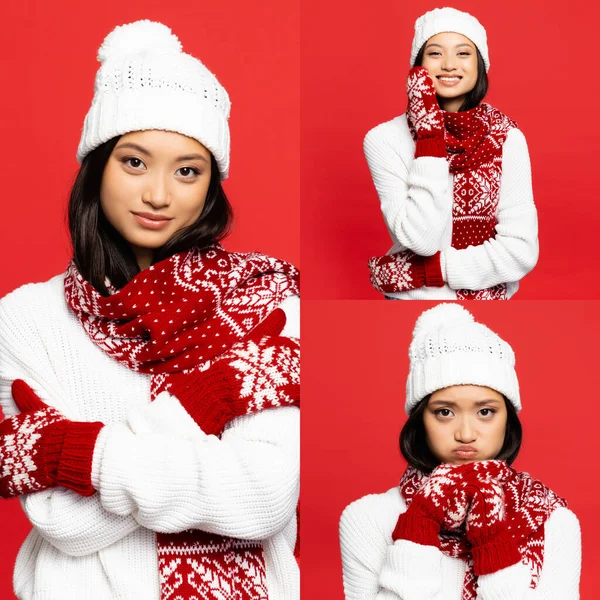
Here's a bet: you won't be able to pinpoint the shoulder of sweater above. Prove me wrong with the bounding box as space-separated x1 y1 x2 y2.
544 505 581 535
504 127 527 147
364 114 412 156
0 273 66 317
340 487 406 533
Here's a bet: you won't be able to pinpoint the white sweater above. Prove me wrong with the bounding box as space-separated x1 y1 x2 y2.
340 487 581 600
0 274 300 600
364 114 539 299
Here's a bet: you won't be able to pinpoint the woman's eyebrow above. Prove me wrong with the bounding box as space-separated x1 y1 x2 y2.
429 399 458 408
176 154 208 163
114 143 208 163
115 142 152 156
424 42 474 50
474 399 501 406
429 399 501 408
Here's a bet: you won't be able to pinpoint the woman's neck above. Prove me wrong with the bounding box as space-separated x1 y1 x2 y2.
438 95 465 113
132 246 153 271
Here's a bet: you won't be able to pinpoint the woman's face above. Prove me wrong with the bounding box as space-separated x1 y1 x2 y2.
420 32 478 110
100 130 212 269
423 385 507 465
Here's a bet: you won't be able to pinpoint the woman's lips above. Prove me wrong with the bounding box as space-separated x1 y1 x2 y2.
132 212 173 230
437 76 462 87
453 446 477 459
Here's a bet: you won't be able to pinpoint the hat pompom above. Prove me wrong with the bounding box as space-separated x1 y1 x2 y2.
98 20 182 63
412 303 473 339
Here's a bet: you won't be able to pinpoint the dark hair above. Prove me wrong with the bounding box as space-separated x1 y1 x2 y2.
413 44 488 112
68 136 233 295
399 394 522 474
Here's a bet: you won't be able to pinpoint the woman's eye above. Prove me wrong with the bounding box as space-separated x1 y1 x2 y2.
458 52 471 57
177 167 200 178
479 408 495 418
428 52 441 56
124 157 145 170
436 408 453 417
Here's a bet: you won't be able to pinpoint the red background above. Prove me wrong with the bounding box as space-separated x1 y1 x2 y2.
0 0 298 596
301 0 600 299
301 300 600 598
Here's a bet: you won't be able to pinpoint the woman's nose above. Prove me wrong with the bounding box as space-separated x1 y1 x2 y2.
455 419 477 443
441 57 457 71
142 175 171 208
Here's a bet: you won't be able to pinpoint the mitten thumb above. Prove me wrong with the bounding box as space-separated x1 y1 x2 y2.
11 380 51 413
248 308 287 341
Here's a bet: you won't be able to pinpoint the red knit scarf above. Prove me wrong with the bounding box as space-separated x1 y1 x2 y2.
398 463 566 600
370 103 516 299
64 244 300 600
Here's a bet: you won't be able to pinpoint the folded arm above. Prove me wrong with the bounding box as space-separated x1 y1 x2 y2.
364 119 453 256
0 296 141 557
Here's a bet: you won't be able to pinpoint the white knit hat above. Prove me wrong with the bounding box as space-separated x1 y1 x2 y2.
77 20 231 179
405 304 520 414
410 7 490 72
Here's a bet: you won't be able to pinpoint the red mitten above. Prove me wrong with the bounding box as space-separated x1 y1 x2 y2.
393 463 478 548
169 334 300 436
0 381 103 498
369 251 443 294
464 475 521 575
406 67 446 158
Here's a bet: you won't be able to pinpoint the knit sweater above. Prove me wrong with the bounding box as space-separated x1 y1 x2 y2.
364 115 539 299
340 487 581 600
0 274 300 600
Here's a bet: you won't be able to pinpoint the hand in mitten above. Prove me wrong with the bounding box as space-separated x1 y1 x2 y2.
168 311 300 436
406 67 446 158
464 475 521 575
369 250 443 294
392 463 478 548
0 381 103 498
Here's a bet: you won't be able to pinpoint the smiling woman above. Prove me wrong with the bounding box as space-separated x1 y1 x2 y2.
0 18 299 600
339 303 581 600
366 7 539 300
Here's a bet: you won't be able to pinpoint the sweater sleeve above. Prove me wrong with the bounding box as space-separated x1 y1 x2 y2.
90 402 299 539
0 296 141 558
340 489 443 600
476 507 581 600
441 129 539 290
364 118 453 256
89 296 300 539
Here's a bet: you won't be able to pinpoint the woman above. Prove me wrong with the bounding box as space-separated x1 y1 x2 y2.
0 20 299 600
339 304 580 599
366 7 539 300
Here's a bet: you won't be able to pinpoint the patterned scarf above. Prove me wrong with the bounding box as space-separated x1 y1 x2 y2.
398 463 566 600
370 103 516 299
65 244 300 600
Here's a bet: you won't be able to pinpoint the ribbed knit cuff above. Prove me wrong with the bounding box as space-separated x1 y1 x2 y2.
472 527 521 576
392 513 440 549
170 365 239 436
55 421 104 497
415 135 446 158
423 252 444 287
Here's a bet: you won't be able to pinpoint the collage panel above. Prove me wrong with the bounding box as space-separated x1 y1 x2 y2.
0 0 598 598
0 1 299 599
302 299 596 598
301 0 600 300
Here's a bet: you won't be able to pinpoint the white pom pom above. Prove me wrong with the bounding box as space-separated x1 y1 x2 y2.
412 303 473 339
97 20 182 63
